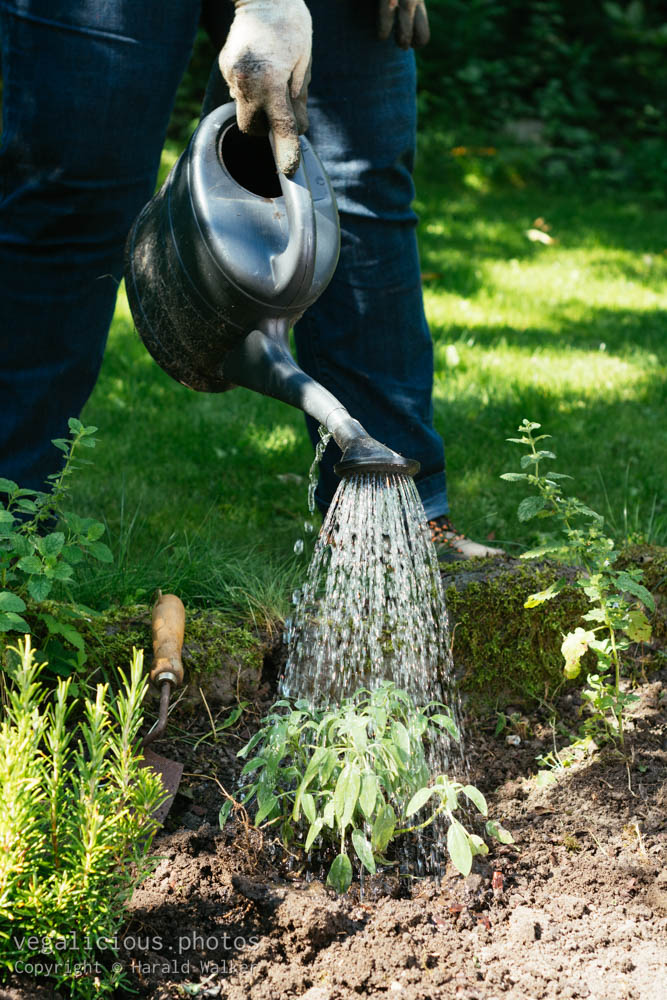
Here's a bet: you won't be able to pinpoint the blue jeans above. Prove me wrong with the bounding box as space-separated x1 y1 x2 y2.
0 0 448 517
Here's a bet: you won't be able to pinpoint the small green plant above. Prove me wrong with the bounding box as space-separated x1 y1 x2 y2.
0 638 164 999
0 419 113 678
221 683 512 892
502 419 654 746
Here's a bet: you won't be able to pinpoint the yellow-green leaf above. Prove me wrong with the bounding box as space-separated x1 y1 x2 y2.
624 609 652 643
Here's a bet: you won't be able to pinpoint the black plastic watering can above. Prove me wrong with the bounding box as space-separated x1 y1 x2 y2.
124 102 418 478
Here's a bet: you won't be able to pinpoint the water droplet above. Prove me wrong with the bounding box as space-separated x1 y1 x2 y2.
293 538 304 555
303 521 314 534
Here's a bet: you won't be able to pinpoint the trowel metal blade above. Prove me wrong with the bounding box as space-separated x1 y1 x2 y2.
140 748 184 826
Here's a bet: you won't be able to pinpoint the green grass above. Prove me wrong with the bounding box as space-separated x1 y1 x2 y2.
67 135 667 618
68 287 311 618
416 143 666 555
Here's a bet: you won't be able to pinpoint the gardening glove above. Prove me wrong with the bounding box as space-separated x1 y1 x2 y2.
378 0 430 49
219 0 312 177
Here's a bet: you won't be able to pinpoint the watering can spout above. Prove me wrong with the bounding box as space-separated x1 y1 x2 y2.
222 321 420 479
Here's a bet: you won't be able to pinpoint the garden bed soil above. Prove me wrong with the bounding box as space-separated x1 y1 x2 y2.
120 664 667 1000
2 552 666 1000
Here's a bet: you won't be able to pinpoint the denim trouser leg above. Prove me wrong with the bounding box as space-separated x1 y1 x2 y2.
0 0 201 489
0 0 448 518
296 0 448 520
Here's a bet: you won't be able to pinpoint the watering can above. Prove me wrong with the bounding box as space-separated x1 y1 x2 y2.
124 101 419 478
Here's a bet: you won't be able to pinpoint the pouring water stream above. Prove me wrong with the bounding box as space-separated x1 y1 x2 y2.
281 428 464 765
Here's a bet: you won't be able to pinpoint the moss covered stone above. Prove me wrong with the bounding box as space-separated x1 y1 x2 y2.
442 545 666 710
82 604 266 706
443 557 588 709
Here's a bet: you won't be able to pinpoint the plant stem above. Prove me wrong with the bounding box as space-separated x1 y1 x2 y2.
607 613 624 746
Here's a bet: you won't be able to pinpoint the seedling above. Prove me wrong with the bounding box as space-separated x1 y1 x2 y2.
502 419 654 746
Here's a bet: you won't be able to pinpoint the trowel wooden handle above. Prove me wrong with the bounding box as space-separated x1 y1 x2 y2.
150 592 185 687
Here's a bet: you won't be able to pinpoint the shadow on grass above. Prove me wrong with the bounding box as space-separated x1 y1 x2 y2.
434 374 666 550
415 157 667 298
430 307 667 361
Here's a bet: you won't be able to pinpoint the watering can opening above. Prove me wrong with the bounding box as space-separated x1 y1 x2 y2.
218 124 283 199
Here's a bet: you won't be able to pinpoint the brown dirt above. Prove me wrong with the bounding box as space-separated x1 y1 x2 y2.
2 645 666 1000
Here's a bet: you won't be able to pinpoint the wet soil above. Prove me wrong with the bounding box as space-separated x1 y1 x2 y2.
2 644 666 1000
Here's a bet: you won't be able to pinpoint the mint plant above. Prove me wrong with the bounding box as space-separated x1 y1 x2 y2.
221 683 512 892
502 419 654 746
0 418 113 677
0 638 164 999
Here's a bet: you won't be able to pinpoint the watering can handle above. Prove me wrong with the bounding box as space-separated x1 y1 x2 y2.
269 132 317 301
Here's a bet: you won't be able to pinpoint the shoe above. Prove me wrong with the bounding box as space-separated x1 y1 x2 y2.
427 515 505 562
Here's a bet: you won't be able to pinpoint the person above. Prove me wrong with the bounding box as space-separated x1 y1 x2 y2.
0 0 501 560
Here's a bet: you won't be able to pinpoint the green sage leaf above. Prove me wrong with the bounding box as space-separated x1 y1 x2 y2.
326 853 352 894
391 720 410 759
302 792 317 825
359 772 378 819
237 729 265 759
405 786 435 818
305 817 324 852
323 799 335 828
469 834 489 856
462 785 488 816
254 794 279 825
333 763 360 831
430 713 460 741
351 829 376 875
371 803 396 854
219 800 233 827
240 756 266 777
447 819 473 876
318 748 337 786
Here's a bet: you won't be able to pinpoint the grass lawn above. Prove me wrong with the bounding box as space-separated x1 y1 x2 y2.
69 137 667 621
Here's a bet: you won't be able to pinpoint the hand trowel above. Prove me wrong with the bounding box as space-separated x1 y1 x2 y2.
140 591 186 825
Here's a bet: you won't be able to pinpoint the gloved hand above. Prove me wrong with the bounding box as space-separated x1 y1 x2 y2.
378 0 430 50
219 0 312 177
